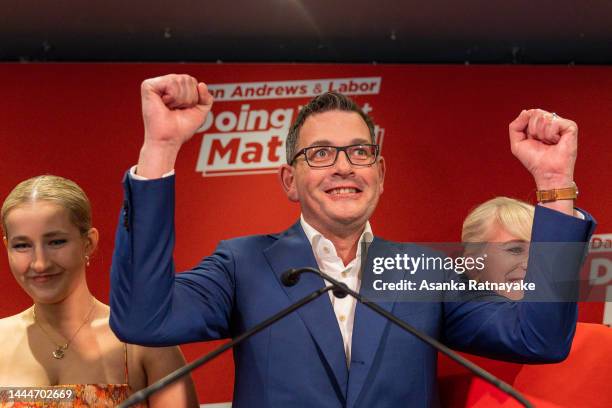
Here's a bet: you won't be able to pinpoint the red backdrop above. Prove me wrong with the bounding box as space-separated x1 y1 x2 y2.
0 63 610 404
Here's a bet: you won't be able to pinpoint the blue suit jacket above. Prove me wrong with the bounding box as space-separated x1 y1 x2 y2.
110 174 596 408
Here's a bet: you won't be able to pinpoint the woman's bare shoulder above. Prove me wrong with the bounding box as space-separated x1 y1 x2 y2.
0 310 32 353
0 309 32 331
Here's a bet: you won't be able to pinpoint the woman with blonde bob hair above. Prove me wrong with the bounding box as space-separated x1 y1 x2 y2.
0 175 198 407
462 197 535 300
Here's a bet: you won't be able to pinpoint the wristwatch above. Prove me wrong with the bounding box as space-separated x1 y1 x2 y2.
536 182 578 203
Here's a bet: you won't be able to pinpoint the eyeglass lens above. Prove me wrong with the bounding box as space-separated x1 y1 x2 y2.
305 145 377 166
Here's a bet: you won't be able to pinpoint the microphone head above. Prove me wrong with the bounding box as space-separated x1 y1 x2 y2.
332 288 348 298
281 269 301 287
332 283 349 298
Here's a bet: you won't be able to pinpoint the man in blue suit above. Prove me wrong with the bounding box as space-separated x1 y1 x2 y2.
110 74 595 407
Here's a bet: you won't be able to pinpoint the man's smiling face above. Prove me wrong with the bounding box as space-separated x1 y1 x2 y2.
284 110 385 234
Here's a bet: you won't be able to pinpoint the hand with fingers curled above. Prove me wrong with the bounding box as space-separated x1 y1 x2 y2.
508 108 578 191
137 74 214 179
141 74 213 148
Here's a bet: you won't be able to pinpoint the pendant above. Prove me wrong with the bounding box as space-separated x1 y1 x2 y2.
53 346 66 359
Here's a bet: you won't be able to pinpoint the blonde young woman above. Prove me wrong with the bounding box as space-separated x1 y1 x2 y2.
0 175 198 407
462 197 535 300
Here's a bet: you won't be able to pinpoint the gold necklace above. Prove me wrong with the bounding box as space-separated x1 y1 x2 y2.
33 299 96 360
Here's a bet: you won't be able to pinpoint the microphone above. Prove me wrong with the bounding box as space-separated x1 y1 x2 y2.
282 267 348 298
280 268 301 286
118 278 338 408
284 267 534 408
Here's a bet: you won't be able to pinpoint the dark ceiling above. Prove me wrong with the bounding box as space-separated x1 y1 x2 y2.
2 0 611 64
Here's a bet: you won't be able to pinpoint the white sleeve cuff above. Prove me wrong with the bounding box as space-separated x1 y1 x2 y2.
129 165 175 180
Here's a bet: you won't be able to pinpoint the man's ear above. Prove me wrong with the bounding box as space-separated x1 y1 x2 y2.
278 164 299 202
377 156 386 195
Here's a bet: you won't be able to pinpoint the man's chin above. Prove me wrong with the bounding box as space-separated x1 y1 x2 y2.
329 213 367 228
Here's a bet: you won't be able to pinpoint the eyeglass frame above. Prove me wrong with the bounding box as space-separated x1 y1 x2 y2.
289 143 380 168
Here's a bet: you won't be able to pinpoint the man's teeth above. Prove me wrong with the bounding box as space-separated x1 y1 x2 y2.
329 188 358 194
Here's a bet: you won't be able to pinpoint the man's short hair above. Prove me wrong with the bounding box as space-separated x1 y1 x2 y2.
285 92 376 164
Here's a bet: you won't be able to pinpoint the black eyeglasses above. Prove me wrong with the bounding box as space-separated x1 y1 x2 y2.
290 144 380 168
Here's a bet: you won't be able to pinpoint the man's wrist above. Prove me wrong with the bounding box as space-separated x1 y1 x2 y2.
130 165 175 180
536 182 578 203
533 171 575 191
136 142 180 179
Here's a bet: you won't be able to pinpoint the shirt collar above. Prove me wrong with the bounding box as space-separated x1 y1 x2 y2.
300 214 373 258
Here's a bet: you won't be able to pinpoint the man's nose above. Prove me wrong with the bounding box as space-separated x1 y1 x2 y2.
334 150 354 174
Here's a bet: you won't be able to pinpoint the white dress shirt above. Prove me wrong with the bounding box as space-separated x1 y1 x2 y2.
300 215 373 366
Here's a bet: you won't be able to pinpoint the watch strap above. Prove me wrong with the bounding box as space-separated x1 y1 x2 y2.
536 182 578 203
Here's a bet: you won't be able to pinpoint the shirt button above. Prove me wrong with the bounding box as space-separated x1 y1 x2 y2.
323 247 330 254
341 271 348 278
339 315 346 322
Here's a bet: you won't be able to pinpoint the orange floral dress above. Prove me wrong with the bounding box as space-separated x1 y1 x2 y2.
0 346 148 408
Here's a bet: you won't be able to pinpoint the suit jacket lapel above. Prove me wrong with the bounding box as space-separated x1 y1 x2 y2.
263 221 349 399
348 238 402 407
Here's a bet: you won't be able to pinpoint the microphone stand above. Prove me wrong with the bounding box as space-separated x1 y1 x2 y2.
282 267 534 408
117 284 338 408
